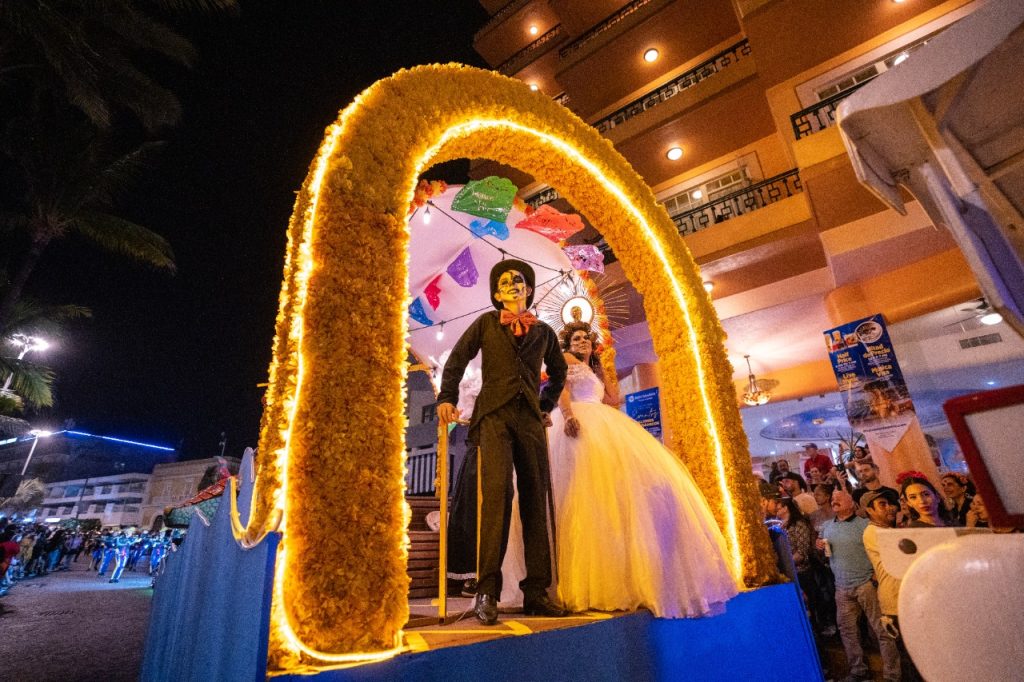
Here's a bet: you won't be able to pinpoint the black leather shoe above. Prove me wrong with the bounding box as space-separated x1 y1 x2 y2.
474 594 498 625
523 595 569 617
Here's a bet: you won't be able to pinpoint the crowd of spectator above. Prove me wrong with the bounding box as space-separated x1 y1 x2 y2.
0 518 181 598
759 442 1018 682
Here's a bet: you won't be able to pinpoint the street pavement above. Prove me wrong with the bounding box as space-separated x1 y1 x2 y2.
0 561 153 681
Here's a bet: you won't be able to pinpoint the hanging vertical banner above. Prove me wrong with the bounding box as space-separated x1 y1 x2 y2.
824 313 916 451
624 387 662 441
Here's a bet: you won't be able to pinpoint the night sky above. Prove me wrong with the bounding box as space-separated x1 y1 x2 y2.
28 1 490 457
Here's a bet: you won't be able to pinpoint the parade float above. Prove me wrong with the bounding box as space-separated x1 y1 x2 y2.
142 64 822 681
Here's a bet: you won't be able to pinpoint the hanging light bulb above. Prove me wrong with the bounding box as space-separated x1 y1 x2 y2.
423 206 432 224
742 355 772 406
436 323 444 341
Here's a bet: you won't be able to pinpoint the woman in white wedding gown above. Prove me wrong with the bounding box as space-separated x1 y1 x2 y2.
500 322 739 618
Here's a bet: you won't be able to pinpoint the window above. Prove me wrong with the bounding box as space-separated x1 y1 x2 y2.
421 403 437 423
660 168 751 217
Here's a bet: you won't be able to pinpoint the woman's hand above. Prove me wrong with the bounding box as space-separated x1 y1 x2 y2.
563 415 580 438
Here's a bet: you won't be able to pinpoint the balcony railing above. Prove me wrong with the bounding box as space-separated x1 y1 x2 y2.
475 0 532 42
525 186 561 209
558 0 656 60
593 39 752 134
406 451 438 495
669 168 802 235
790 78 876 140
498 25 564 76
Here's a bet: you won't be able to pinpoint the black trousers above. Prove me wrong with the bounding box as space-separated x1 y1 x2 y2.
473 395 553 602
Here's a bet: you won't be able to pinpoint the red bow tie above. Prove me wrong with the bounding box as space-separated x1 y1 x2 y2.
499 309 538 337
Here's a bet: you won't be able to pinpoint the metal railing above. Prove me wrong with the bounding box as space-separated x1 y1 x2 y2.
558 0 655 60
406 450 439 495
475 0 532 41
594 39 752 134
525 186 561 209
790 77 876 139
498 25 564 76
669 168 803 236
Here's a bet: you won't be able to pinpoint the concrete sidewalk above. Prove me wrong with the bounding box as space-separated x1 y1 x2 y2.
0 562 153 681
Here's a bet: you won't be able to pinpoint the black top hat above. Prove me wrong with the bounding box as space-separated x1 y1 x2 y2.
489 259 535 310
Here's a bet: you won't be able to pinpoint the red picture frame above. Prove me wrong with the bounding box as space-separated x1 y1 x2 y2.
943 384 1024 528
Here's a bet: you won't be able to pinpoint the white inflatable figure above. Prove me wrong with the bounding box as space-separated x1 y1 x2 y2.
877 529 1024 681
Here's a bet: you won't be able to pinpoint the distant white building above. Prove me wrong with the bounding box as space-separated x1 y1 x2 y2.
36 472 151 528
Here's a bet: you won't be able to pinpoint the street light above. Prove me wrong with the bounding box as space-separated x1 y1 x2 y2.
2 333 50 393
20 428 53 476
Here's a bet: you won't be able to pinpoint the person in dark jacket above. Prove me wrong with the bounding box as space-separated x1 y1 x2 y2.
437 259 568 625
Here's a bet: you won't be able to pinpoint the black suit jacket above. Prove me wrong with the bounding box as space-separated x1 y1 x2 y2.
437 311 567 430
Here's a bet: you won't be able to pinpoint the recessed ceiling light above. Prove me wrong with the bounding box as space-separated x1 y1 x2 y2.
529 25 539 36
702 281 714 292
666 146 683 161
986 380 996 386
643 48 659 63
980 312 1003 325
893 52 910 65
691 189 703 200
528 83 539 92
762 418 769 424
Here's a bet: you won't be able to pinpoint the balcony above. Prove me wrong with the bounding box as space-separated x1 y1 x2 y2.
497 25 566 76
790 78 876 140
558 0 658 62
670 169 803 236
541 169 807 265
593 39 751 135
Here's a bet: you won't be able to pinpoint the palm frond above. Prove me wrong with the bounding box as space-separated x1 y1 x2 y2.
0 477 46 512
71 211 176 272
0 358 54 408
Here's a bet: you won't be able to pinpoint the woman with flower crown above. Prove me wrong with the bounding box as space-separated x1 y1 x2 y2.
500 321 738 618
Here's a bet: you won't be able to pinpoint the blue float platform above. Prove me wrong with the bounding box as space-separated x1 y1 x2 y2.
275 584 821 682
142 452 822 681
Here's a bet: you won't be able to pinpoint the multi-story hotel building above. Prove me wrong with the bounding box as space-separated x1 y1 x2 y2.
37 472 151 528
469 0 1024 471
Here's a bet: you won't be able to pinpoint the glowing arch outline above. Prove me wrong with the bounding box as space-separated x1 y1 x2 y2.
230 64 776 669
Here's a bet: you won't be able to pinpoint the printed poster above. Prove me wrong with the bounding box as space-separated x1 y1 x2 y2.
823 313 916 451
625 387 662 441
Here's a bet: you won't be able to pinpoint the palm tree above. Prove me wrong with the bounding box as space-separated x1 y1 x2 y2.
0 286 91 413
0 110 169 336
0 0 237 331
0 0 238 132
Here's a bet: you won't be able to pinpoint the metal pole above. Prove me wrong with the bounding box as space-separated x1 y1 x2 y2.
1 346 30 394
435 422 449 623
20 434 40 476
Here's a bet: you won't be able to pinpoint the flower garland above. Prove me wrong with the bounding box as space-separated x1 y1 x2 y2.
242 63 777 671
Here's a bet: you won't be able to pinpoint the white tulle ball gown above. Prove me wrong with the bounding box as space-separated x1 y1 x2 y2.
500 362 739 618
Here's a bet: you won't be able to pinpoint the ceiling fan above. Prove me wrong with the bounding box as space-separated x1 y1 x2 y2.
945 298 1003 329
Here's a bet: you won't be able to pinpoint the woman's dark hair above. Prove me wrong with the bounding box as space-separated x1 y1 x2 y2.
900 476 939 520
899 476 938 498
777 497 809 527
941 472 976 497
559 322 601 374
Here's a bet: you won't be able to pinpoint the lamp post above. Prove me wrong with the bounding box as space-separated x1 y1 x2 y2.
20 428 53 476
2 333 50 394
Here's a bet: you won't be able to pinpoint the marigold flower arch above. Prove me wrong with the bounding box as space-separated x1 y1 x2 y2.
233 64 776 668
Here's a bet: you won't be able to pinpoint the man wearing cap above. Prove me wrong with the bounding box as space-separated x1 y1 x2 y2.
437 260 568 625
818 490 899 682
861 489 913 681
802 443 834 480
